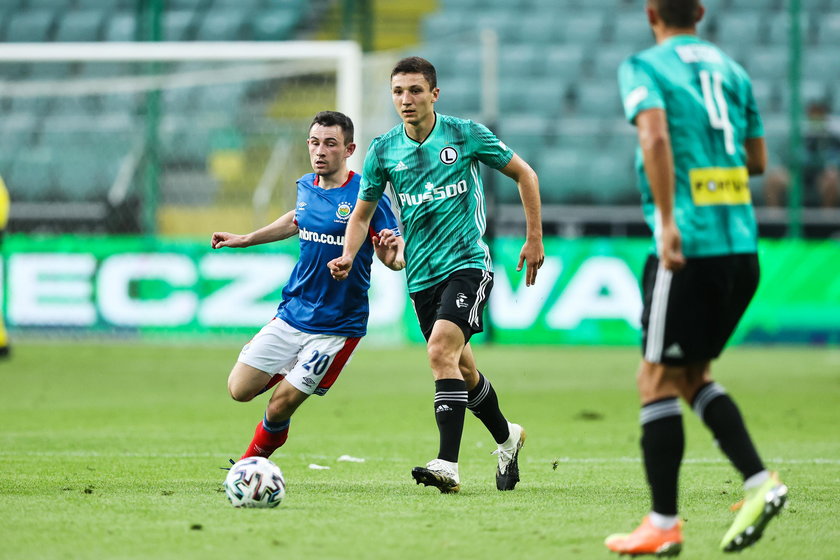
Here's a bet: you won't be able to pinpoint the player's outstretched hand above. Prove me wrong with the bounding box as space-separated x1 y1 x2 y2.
517 238 545 287
373 228 399 248
328 256 353 281
211 232 248 249
373 229 406 271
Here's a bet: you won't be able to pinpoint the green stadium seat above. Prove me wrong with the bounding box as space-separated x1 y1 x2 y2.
497 114 550 161
194 10 247 41
513 14 561 45
435 76 479 115
610 12 654 47
104 12 137 41
199 83 246 112
54 10 106 41
163 10 195 41
589 44 631 80
751 79 778 113
559 13 606 45
8 147 55 202
553 117 607 151
5 10 55 42
728 0 781 11
803 47 840 80
421 12 468 41
816 13 840 45
544 45 586 81
572 81 623 117
251 9 300 41
75 0 134 7
168 0 205 8
53 147 114 202
26 0 72 8
714 14 764 52
765 12 812 47
779 80 829 111
583 153 637 204
28 61 73 79
535 148 591 204
745 47 788 81
500 45 544 79
0 113 38 172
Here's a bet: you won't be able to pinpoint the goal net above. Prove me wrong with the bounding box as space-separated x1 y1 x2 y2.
0 41 363 236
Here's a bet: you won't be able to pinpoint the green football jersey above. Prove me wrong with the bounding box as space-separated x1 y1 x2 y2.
618 35 764 257
359 113 513 292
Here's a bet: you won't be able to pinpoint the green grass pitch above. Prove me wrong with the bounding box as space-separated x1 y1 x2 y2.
1 343 838 560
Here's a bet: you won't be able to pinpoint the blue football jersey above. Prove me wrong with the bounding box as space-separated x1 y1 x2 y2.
275 171 400 337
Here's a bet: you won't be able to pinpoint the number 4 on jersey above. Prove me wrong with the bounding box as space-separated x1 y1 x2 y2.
699 70 736 155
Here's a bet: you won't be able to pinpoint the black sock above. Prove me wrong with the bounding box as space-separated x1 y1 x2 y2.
692 382 764 480
434 378 468 463
640 398 684 516
467 372 509 444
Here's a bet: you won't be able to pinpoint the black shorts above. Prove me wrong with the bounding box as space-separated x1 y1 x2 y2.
409 268 493 343
641 253 759 365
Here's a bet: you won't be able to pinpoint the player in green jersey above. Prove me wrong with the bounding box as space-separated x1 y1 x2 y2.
605 1 787 556
329 56 544 493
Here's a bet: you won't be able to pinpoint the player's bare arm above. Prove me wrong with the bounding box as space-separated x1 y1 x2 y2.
500 153 544 286
211 210 298 249
745 136 767 176
373 229 406 271
636 108 685 271
328 199 379 281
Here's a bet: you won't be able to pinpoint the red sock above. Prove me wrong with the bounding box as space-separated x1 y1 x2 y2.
241 419 289 459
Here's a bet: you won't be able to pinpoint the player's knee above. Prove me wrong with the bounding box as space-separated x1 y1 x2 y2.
228 380 255 402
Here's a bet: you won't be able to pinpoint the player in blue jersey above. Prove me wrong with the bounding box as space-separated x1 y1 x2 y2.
606 2 787 556
329 57 544 493
211 111 404 461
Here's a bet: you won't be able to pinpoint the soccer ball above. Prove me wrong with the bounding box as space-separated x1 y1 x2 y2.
223 456 286 508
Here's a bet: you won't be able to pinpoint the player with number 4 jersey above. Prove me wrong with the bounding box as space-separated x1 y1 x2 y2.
211 111 404 463
606 2 787 557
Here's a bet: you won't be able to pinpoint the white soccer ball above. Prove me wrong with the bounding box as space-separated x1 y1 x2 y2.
223 456 286 508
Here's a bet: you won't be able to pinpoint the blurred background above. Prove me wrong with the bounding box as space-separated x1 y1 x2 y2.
0 0 838 347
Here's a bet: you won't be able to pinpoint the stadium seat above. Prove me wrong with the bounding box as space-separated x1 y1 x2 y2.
512 14 562 45
802 47 840 82
497 114 550 161
610 11 654 47
163 10 195 41
25 0 72 8
421 12 468 41
751 79 779 113
559 13 606 45
4 10 55 42
104 12 137 41
8 147 55 202
714 13 764 52
589 44 632 80
779 80 829 111
435 76 480 115
745 46 788 81
765 12 812 47
571 81 624 118
553 117 607 151
251 9 301 41
544 45 586 81
732 0 783 10
53 148 114 202
816 13 840 45
499 44 544 79
54 10 106 42
535 148 592 204
194 10 248 41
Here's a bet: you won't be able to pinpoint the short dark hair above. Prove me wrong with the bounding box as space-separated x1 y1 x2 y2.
390 56 437 90
650 0 700 28
309 110 354 144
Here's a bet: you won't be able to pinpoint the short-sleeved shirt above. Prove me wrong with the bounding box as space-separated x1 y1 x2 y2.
618 35 763 257
358 113 513 292
276 171 400 337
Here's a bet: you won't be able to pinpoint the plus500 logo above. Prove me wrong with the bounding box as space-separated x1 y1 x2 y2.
398 180 467 207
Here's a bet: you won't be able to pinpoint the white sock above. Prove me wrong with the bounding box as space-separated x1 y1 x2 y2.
649 511 679 530
744 469 770 491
